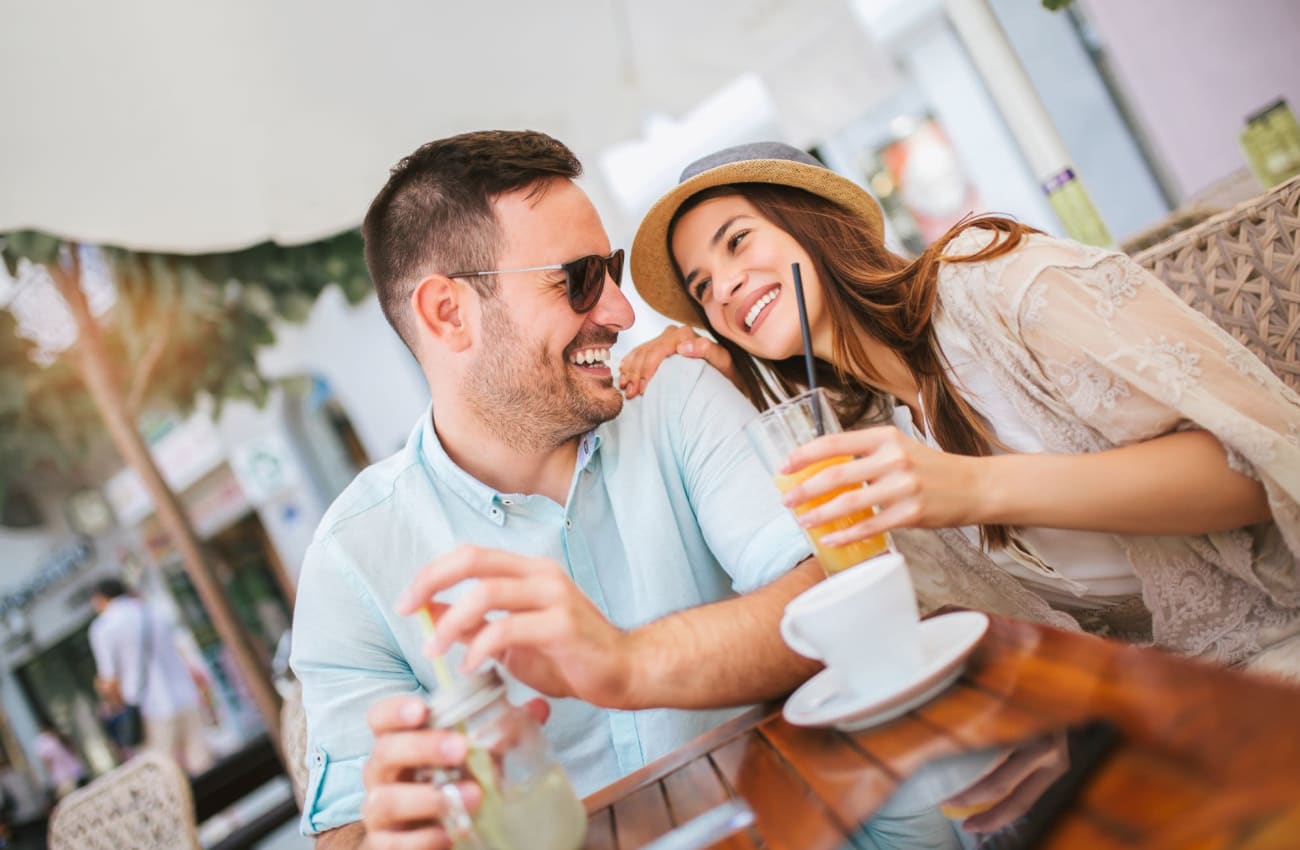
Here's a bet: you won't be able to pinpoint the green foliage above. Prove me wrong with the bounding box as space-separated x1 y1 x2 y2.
1041 0 1073 9
0 311 91 501
0 229 372 498
1 231 62 276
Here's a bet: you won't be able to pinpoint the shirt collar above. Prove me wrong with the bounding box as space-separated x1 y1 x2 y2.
576 431 603 471
418 405 604 521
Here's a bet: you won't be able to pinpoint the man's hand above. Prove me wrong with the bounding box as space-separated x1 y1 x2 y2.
397 546 634 706
95 676 124 708
319 697 551 850
357 695 481 850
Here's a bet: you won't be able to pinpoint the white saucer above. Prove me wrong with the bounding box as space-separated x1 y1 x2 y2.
783 611 989 732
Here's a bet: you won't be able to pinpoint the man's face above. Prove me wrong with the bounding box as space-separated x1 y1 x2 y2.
462 179 635 451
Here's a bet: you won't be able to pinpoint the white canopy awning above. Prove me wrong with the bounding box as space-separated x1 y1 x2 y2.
0 0 895 252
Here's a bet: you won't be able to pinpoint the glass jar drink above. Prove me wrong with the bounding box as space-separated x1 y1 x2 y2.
745 388 891 575
426 668 586 850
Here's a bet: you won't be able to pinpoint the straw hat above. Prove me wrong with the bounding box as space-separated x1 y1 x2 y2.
630 141 885 326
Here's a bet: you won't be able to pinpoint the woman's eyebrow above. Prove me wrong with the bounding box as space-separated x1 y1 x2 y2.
683 215 752 290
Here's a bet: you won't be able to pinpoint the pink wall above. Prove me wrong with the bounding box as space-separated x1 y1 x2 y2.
1081 0 1300 199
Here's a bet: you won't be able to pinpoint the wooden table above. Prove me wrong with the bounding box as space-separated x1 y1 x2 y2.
582 615 1300 849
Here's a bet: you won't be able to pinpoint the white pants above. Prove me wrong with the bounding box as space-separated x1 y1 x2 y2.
144 707 214 776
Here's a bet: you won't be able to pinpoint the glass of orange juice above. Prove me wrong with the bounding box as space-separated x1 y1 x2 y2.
745 388 891 575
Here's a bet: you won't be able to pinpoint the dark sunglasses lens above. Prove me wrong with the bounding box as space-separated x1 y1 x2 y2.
568 251 623 312
608 249 625 288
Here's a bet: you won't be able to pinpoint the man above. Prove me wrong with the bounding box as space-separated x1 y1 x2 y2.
290 130 823 849
88 578 213 775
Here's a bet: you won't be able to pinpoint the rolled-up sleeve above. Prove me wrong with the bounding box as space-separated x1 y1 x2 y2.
669 360 813 592
290 533 424 835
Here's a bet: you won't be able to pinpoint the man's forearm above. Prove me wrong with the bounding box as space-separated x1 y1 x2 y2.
619 558 823 710
315 822 364 849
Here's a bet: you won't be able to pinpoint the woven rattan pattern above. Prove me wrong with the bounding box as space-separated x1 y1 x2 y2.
281 679 310 808
48 750 201 850
1133 175 1300 391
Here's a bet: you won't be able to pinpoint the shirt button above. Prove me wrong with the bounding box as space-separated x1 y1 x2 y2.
491 508 502 518
564 519 573 529
501 498 513 506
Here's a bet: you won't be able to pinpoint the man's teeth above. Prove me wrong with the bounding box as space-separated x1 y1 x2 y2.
569 347 612 366
744 289 779 330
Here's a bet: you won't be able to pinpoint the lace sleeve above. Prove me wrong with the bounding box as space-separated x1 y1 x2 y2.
990 237 1300 586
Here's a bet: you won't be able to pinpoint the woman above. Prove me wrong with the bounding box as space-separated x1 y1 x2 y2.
34 721 87 803
625 142 1300 674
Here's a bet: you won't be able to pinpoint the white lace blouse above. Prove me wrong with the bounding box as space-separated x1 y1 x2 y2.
889 229 1300 671
896 368 1143 610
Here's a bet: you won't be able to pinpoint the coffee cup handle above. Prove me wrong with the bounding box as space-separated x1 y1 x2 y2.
779 612 822 661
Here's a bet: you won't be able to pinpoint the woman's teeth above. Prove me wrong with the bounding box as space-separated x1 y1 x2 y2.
569 347 611 367
744 289 779 331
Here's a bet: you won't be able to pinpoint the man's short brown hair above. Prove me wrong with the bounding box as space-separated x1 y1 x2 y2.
362 130 583 352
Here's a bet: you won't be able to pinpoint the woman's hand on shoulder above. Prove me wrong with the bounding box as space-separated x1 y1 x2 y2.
779 425 986 544
618 325 736 399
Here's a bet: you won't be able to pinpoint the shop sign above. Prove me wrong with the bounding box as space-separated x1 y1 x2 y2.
0 537 94 618
105 414 226 524
229 432 301 505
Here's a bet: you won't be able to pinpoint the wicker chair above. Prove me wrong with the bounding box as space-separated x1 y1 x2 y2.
280 679 310 809
1132 174 1300 391
48 750 201 850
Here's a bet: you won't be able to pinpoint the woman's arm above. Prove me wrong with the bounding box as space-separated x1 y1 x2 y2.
618 325 736 399
978 429 1270 534
781 426 1271 546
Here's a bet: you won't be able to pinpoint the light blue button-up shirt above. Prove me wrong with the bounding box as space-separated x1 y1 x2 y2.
290 357 812 835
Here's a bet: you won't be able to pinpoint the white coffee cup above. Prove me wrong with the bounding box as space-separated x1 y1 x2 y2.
780 552 923 698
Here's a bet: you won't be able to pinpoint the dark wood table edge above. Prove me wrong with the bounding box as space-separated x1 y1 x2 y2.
582 704 778 813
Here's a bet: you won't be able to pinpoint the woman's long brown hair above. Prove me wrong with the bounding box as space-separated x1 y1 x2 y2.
670 184 1041 549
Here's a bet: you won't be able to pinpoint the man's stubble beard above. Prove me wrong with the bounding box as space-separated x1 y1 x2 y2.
462 299 623 454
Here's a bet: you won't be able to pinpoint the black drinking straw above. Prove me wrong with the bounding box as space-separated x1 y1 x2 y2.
791 262 824 435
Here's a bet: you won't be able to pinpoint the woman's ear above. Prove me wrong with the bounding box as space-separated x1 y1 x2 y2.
411 274 472 353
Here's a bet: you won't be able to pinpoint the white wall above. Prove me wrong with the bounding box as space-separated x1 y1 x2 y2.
990 0 1169 238
1081 0 1300 199
256 286 429 460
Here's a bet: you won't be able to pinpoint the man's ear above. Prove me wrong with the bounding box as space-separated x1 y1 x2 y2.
411 274 472 353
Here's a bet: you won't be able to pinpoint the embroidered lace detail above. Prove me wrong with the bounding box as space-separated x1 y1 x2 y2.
1021 280 1048 325
1080 257 1142 320
928 236 1300 669
1226 345 1278 388
1045 359 1130 417
1130 337 1202 403
1217 419 1279 465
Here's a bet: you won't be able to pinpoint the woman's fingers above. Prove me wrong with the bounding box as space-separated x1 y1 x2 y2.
818 499 919 546
781 426 900 475
619 326 701 398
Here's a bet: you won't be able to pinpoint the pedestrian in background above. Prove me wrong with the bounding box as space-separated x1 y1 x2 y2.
33 721 85 803
88 578 214 775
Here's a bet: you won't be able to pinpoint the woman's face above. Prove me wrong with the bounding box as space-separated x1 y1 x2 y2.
670 194 825 361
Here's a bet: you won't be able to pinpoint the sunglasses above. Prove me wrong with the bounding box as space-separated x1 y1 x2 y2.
449 248 624 313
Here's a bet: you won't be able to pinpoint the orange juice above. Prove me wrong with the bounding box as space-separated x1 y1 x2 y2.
938 799 1000 820
774 455 889 574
